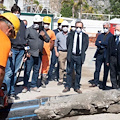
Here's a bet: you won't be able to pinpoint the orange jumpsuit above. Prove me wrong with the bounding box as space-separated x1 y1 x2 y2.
0 29 11 67
41 29 56 75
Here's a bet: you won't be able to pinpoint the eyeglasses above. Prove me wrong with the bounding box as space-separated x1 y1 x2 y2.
76 27 82 29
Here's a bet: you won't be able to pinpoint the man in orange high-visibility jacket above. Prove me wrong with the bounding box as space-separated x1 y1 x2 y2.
41 16 56 88
0 12 20 107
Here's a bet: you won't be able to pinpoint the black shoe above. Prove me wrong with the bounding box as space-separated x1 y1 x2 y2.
10 94 20 100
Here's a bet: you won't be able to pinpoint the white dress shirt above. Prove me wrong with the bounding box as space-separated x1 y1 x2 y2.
72 32 82 54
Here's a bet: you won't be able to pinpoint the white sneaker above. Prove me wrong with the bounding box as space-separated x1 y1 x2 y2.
30 87 40 92
22 88 28 93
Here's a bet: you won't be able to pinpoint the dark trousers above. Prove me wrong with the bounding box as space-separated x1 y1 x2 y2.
66 54 82 90
94 53 109 87
110 56 120 89
48 48 59 80
23 55 42 88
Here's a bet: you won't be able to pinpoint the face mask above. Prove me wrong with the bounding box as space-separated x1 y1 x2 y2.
44 24 49 29
103 28 108 33
71 27 76 31
13 13 20 18
76 28 82 33
58 25 62 30
33 24 39 29
62 27 68 32
115 30 120 36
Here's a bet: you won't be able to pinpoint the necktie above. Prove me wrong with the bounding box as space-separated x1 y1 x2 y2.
116 36 119 46
76 33 80 54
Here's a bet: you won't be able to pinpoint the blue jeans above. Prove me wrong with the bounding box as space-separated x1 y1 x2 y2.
48 48 59 80
3 48 24 95
66 55 82 90
23 55 42 88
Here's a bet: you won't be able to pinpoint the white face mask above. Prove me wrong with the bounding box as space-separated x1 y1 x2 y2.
115 30 120 36
44 24 49 29
33 24 39 29
76 28 82 33
13 13 20 18
58 25 62 30
103 28 109 33
62 27 68 32
71 27 76 31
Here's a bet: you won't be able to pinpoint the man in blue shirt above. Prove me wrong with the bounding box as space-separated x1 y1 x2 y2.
54 20 69 85
90 22 113 89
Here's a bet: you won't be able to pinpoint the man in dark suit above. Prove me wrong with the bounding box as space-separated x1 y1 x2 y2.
90 22 113 89
63 21 89 93
107 24 120 89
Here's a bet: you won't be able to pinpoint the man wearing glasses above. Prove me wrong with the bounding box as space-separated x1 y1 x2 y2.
90 22 113 89
63 21 89 93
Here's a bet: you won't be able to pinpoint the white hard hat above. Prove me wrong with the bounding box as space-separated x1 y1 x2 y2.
71 20 75 27
61 20 69 26
33 15 42 22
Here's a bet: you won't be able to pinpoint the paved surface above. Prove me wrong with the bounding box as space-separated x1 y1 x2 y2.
15 47 105 103
12 46 120 120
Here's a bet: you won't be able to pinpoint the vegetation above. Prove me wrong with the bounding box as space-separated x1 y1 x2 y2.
104 0 120 15
60 0 96 18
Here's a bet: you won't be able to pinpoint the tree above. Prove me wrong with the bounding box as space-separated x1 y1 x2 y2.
104 0 120 15
61 0 96 18
60 2 72 17
61 0 82 18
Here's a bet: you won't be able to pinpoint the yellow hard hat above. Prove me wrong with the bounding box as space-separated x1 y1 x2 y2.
43 16 51 24
57 18 64 23
0 12 20 38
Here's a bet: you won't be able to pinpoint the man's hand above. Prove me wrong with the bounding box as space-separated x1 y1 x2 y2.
55 52 59 57
40 31 45 37
9 51 13 57
26 53 31 58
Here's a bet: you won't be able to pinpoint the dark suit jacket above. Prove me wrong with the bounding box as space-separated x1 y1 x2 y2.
94 32 113 58
106 35 120 65
66 31 89 64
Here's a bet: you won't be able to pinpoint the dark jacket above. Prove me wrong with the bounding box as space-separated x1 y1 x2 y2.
53 28 59 35
25 25 50 57
106 35 120 65
66 31 89 64
94 32 113 58
11 19 26 50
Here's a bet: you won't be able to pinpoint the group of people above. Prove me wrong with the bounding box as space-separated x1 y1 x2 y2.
0 4 120 103
91 22 120 90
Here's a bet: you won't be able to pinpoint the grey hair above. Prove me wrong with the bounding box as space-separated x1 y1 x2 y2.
103 22 110 27
0 18 14 29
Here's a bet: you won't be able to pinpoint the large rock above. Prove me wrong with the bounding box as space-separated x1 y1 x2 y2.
34 90 120 120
